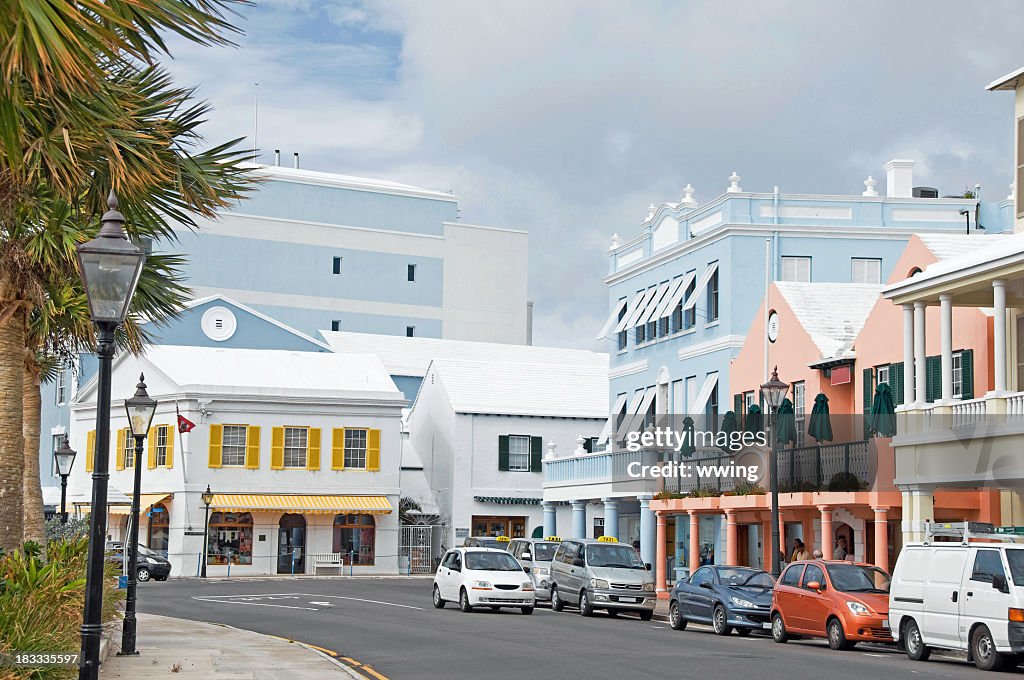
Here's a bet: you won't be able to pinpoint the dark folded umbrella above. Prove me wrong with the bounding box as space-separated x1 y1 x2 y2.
869 382 897 437
720 410 738 452
776 398 797 447
745 404 763 434
807 393 833 443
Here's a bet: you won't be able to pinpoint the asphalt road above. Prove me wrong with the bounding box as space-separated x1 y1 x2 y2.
139 577 1013 680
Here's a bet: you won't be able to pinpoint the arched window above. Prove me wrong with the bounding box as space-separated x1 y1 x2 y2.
333 514 375 565
208 512 253 565
908 266 923 277
147 503 169 556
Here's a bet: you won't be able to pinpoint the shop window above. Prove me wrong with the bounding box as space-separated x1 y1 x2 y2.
147 503 169 557
208 512 254 565
333 514 376 565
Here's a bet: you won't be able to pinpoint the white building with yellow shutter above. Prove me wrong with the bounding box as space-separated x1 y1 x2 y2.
66 344 407 577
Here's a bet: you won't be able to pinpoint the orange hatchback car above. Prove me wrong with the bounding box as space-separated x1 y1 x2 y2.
771 560 893 650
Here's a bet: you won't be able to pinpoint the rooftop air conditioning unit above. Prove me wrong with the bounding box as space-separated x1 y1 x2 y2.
913 186 939 198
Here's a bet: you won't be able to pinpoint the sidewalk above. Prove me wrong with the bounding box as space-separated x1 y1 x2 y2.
99 613 358 680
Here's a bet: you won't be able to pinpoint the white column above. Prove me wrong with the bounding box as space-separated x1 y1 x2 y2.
571 500 587 539
602 498 619 540
914 302 927 404
994 280 1008 394
639 494 655 567
940 294 953 402
903 304 915 405
542 501 557 538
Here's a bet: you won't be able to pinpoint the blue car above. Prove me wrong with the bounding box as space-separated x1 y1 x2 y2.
669 565 775 635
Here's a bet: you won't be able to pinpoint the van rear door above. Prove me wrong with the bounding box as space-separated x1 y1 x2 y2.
922 547 969 648
961 548 1014 651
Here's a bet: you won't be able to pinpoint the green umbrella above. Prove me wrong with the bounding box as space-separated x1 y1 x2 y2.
869 382 897 437
720 410 738 452
680 416 697 458
744 404 763 435
775 398 797 447
807 393 834 443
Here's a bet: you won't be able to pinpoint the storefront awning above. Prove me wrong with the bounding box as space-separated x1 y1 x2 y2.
109 493 173 515
209 494 393 515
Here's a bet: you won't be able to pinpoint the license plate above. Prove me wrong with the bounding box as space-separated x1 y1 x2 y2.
762 622 772 630
620 597 641 603
882 619 890 629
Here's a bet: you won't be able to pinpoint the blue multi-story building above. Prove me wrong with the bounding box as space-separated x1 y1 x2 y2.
544 160 1014 569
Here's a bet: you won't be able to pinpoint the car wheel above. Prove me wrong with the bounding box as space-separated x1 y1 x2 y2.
712 604 732 635
903 619 930 661
579 590 594 617
551 586 564 612
521 606 534 615
432 585 445 609
136 567 151 583
459 588 473 613
828 617 853 650
771 613 789 643
737 628 752 637
972 625 1006 671
669 601 687 630
639 610 653 622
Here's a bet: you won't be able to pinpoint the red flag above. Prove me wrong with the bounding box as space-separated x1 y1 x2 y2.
177 408 196 434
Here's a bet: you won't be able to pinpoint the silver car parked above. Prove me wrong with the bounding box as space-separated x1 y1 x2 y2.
508 537 561 602
549 537 656 619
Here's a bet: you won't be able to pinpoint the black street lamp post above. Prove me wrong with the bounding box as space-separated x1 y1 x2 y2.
119 374 157 657
201 485 214 578
53 435 77 525
76 191 146 680
760 366 789 578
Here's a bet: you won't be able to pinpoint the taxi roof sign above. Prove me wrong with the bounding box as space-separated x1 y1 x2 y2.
495 535 510 542
597 535 618 543
545 536 562 542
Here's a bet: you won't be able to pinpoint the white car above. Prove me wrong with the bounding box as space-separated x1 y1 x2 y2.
433 547 536 614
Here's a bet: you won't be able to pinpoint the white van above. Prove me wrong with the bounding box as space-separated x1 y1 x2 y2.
890 524 1024 671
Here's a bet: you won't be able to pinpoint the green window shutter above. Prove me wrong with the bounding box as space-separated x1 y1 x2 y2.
863 367 874 439
530 436 543 472
498 435 510 471
961 349 974 400
582 438 593 453
890 362 905 406
733 394 744 428
925 355 941 402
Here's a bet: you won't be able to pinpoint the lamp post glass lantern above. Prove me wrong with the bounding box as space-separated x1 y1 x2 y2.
53 435 77 524
120 374 157 656
76 190 146 680
201 485 214 578
760 366 789 578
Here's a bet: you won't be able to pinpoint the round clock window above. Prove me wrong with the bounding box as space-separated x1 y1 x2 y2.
767 311 780 343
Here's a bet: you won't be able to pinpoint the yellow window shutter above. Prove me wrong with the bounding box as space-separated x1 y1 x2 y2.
208 424 223 468
307 428 321 470
165 426 174 469
367 428 381 471
271 427 285 470
86 430 96 472
246 426 261 469
332 428 346 470
116 428 126 471
147 427 157 469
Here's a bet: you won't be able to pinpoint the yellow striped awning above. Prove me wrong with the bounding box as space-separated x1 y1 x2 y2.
109 493 172 515
208 494 393 515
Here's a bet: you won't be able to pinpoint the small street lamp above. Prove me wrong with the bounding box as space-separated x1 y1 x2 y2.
760 366 789 577
53 435 77 525
119 374 157 657
76 191 146 680
201 485 214 578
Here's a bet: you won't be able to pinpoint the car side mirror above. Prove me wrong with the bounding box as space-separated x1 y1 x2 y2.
699 581 713 589
993 574 1010 593
523 566 530 573
806 581 822 592
645 563 652 571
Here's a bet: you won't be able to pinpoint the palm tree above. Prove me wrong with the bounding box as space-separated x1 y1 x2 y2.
0 1 252 550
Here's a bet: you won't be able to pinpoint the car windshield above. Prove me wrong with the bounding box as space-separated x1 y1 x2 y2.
1006 549 1024 586
137 545 157 557
465 551 522 571
826 564 891 593
532 542 557 561
587 544 645 569
472 538 501 549
718 567 773 588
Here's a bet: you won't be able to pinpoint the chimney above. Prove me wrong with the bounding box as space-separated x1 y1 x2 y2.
884 159 915 198
274 149 280 166
293 152 300 169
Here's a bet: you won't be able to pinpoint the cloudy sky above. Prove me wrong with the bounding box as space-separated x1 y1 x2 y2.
163 0 1024 350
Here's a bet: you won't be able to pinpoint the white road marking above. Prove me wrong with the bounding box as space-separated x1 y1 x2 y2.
309 601 333 606
192 596 318 611
304 594 423 610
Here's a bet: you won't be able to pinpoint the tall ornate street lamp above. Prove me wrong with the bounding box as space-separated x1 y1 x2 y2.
119 374 157 657
53 435 77 525
76 191 146 680
201 485 214 578
760 366 789 577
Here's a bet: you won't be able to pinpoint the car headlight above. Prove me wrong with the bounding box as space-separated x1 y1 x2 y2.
471 580 492 590
642 580 655 591
846 601 870 616
591 578 610 589
731 596 756 608
522 582 535 591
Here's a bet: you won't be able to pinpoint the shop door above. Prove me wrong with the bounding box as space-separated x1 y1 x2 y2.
278 513 307 574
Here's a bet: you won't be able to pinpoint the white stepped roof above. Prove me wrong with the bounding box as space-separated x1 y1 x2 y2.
774 282 884 360
916 233 1012 262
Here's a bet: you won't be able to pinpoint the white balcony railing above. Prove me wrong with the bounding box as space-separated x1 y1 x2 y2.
1008 393 1024 416
952 397 988 428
